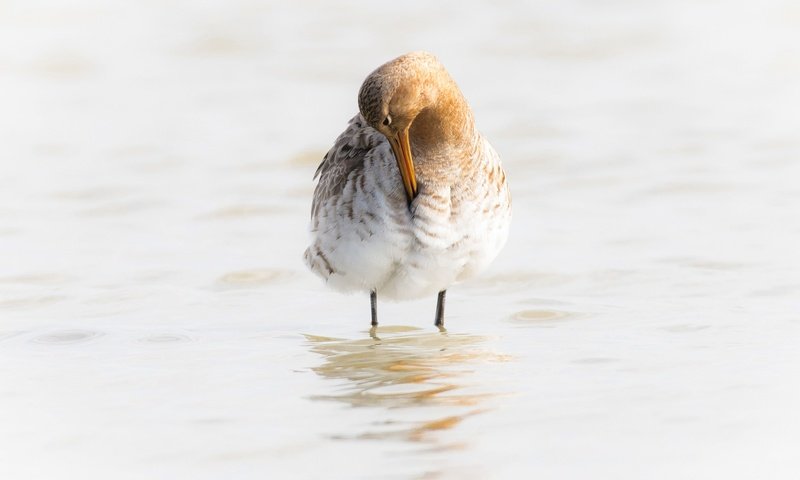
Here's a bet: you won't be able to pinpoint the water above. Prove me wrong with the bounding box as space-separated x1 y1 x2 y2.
2 1 800 478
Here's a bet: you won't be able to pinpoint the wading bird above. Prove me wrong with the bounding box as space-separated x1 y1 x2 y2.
305 52 511 328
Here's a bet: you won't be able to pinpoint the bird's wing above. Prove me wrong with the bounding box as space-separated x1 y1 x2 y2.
310 114 386 219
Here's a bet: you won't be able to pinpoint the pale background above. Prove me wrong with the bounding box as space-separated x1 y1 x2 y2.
1 1 799 479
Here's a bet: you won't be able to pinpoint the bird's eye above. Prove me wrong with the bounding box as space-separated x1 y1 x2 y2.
382 115 392 126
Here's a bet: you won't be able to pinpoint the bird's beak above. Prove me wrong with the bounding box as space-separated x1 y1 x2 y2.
387 128 418 202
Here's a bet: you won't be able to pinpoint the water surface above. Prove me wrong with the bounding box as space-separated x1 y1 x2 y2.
1 1 799 478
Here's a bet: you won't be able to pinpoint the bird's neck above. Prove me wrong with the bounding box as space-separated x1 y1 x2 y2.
409 89 478 181
410 89 475 152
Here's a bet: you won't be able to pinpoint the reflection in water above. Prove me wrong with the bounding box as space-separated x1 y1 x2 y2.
306 326 510 446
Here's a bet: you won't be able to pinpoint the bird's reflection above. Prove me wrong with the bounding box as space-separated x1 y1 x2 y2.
305 326 509 445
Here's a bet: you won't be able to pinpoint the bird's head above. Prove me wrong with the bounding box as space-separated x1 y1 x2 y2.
357 52 456 202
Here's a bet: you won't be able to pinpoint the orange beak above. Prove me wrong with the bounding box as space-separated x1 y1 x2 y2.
387 128 418 202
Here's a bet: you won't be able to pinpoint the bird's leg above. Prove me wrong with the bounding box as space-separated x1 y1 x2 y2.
434 290 447 328
370 290 378 327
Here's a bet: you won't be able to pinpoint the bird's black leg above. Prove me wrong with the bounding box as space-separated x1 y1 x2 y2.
434 290 447 328
370 290 378 327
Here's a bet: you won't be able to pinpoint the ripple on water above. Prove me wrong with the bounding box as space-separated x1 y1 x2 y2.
0 331 26 343
138 333 194 344
465 270 575 293
178 34 254 56
30 329 104 345
571 357 619 365
0 273 73 285
660 324 711 333
656 257 750 271
79 200 162 217
199 204 287 220
507 309 577 327
0 295 66 310
216 268 295 288
640 181 738 197
30 52 96 78
52 186 128 202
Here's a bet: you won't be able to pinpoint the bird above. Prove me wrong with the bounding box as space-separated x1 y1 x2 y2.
304 51 511 329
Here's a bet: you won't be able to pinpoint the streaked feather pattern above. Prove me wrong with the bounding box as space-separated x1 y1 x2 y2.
305 113 511 300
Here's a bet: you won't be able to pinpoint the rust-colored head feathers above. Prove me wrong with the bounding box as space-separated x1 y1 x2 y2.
358 52 441 129
358 52 472 149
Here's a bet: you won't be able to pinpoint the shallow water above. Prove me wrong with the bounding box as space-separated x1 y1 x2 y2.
2 1 800 478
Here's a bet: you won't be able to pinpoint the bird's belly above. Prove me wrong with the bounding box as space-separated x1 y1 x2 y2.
375 208 508 300
307 185 510 301
379 215 507 300
377 243 477 300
